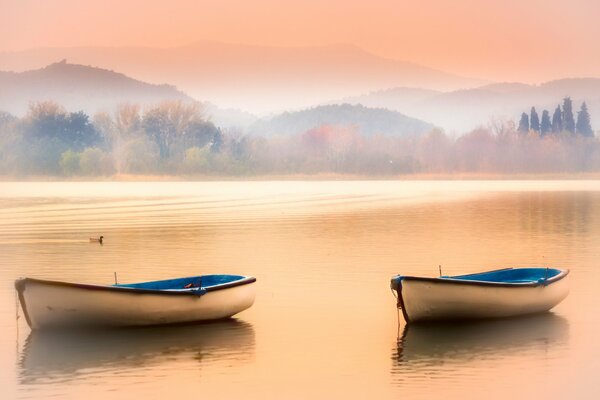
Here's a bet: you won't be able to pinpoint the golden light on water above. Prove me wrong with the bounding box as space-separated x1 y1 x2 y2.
1 181 600 399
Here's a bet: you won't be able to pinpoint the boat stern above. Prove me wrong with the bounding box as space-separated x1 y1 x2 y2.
14 278 34 329
15 278 25 292
390 275 404 308
391 275 412 323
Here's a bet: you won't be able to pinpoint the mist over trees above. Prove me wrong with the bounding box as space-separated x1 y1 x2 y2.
0 100 599 177
519 97 594 137
562 97 575 133
552 105 563 133
518 113 529 133
530 107 540 132
540 110 551 135
576 102 593 136
0 101 222 176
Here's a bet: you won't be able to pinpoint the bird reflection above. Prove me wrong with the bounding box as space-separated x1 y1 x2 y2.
19 319 255 384
393 313 569 366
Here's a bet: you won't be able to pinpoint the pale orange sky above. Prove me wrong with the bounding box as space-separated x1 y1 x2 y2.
1 0 600 82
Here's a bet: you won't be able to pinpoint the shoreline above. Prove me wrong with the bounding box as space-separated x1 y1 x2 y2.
2 172 600 182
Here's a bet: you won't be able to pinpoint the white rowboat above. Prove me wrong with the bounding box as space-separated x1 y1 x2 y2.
390 268 569 323
15 275 256 330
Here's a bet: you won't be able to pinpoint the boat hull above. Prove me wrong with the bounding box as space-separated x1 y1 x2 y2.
16 278 256 330
394 271 569 323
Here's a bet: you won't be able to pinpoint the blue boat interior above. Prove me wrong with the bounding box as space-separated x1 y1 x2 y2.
449 268 562 283
392 268 563 287
113 274 245 290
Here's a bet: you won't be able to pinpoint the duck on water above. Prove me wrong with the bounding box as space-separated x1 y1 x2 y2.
89 235 103 244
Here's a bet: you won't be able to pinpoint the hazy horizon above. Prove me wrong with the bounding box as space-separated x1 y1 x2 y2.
3 1 600 83
0 42 488 114
4 0 600 116
3 39 600 85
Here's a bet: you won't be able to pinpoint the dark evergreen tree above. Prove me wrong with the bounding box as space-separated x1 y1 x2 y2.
530 107 540 132
562 97 575 133
540 110 551 136
518 112 530 133
576 101 594 137
552 105 563 133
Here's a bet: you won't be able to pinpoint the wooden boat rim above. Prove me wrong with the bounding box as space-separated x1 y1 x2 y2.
395 267 569 288
14 275 256 296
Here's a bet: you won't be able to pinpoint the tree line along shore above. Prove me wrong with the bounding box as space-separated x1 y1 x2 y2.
1 100 599 177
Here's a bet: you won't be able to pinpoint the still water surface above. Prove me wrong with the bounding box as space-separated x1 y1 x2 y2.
0 181 599 399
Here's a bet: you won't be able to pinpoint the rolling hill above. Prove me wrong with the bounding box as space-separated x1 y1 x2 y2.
340 79 600 133
248 104 434 137
0 60 192 116
0 61 256 128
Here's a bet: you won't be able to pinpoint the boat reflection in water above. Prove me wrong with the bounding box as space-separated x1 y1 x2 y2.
19 319 255 385
393 313 569 378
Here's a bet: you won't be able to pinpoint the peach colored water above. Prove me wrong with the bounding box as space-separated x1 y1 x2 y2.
1 181 599 399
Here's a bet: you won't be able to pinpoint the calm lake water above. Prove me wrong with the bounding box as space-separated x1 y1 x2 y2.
1 181 599 399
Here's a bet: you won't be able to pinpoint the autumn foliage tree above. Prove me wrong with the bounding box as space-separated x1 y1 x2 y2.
142 101 220 159
2 100 600 177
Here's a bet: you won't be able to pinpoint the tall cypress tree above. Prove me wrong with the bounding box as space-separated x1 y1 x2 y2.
540 110 551 136
552 105 563 133
562 97 575 133
576 101 593 137
518 112 530 133
530 107 540 132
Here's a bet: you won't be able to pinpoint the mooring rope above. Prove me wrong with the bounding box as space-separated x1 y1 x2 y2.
15 288 20 357
390 286 401 336
15 288 19 323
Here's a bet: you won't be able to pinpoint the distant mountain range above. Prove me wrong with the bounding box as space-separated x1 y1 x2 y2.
340 79 600 132
2 60 599 135
248 104 434 137
0 61 433 136
0 60 191 115
0 42 487 113
0 61 255 128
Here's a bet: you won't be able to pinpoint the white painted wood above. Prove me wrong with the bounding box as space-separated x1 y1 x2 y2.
401 275 569 322
19 280 256 330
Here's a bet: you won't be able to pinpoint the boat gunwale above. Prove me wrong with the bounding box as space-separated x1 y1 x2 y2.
395 268 569 288
14 275 257 297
